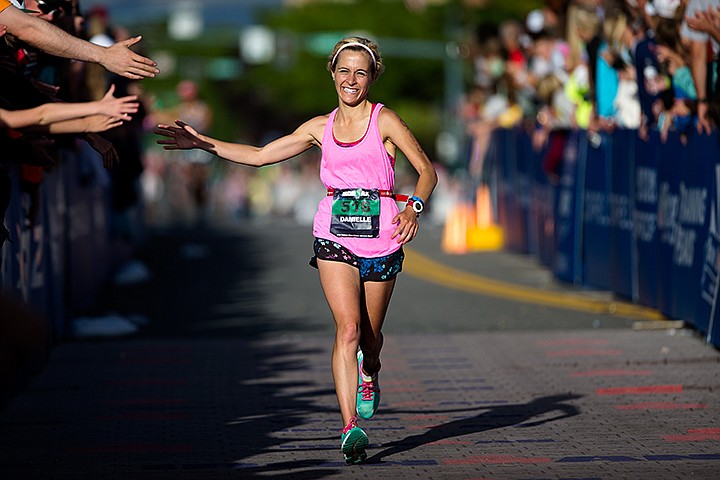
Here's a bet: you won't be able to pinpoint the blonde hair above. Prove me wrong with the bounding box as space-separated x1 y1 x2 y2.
536 74 564 105
573 5 600 42
603 10 628 52
327 36 384 80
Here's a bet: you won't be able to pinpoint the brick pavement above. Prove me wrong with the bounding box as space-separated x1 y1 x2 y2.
1 224 719 479
0 327 718 479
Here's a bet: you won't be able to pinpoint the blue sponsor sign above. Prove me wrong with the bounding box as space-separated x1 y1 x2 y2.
531 140 556 269
516 131 534 254
656 133 681 317
634 131 661 308
700 157 720 343
501 128 530 253
553 131 583 285
609 129 637 300
582 132 612 289
1 165 52 328
668 133 713 331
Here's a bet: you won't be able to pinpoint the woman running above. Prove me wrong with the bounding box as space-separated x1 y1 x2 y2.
155 36 437 464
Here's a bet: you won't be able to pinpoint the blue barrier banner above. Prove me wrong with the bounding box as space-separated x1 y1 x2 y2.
531 137 556 269
582 132 612 289
2 166 50 315
1 145 114 339
702 132 720 348
656 133 681 318
1 167 17 290
535 180 557 269
489 127 720 348
669 132 716 334
494 128 511 246
634 131 661 308
700 155 720 345
553 131 583 284
497 128 530 253
1 166 21 291
517 130 533 254
523 130 541 257
711 290 720 347
609 129 637 300
668 133 713 330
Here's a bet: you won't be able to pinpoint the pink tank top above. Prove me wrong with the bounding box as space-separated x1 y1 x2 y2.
312 103 401 258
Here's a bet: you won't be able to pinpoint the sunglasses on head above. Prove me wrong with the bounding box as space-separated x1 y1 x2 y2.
36 0 68 15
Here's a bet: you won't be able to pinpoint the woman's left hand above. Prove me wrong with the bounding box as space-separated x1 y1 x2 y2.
391 207 419 244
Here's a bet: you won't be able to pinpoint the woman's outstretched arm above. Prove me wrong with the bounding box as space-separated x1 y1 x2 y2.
155 115 326 167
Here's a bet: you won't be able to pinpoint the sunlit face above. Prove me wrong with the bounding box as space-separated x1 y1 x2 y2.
332 50 374 106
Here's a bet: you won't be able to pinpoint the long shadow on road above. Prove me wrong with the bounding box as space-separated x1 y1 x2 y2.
2 225 587 479
1 225 341 479
110 225 342 478
368 394 582 464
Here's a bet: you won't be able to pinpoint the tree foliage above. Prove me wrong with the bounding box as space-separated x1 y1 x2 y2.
234 0 541 148
140 0 542 148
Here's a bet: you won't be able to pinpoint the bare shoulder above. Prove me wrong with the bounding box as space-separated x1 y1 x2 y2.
377 106 413 139
377 106 404 127
297 114 330 145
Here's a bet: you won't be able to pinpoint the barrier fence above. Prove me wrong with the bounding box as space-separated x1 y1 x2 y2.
3 128 720 349
1 145 132 343
487 127 720 348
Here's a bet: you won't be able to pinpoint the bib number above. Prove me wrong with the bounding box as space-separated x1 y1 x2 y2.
330 188 380 238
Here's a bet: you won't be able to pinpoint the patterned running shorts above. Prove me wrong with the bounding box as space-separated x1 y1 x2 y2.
309 238 404 282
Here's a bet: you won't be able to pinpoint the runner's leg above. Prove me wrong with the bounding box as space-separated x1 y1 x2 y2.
359 279 395 375
317 259 363 426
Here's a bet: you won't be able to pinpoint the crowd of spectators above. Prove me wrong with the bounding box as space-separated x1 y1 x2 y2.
463 0 720 182
4 0 720 242
0 0 153 263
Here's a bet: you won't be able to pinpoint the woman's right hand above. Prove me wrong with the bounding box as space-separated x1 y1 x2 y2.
155 120 206 150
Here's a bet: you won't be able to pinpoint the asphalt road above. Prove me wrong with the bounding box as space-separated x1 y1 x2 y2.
123 221 657 339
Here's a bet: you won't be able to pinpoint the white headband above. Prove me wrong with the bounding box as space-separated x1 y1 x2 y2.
331 42 377 69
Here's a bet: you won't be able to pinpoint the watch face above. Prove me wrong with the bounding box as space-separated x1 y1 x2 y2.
412 201 424 214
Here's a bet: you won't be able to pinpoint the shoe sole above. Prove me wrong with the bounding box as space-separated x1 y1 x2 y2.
342 428 369 465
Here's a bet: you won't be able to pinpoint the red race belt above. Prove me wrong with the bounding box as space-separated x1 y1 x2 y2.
326 188 409 203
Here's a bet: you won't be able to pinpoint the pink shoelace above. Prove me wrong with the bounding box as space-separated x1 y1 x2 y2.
342 416 358 434
359 377 377 401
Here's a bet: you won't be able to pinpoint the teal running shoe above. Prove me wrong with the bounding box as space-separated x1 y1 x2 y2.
340 416 368 464
356 350 381 419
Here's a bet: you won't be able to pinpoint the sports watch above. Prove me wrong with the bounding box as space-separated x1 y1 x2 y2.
407 195 425 216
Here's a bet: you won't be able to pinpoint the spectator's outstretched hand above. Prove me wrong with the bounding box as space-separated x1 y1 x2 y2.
83 114 125 133
85 133 119 169
686 8 720 39
101 36 159 80
98 84 139 119
696 103 713 135
30 79 60 98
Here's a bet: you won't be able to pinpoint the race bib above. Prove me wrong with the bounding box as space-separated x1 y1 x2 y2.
330 188 380 238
